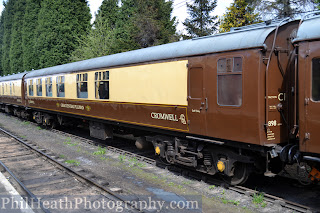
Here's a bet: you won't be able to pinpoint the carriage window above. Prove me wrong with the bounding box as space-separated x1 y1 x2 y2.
46 77 52 97
312 58 320 101
77 73 88 98
12 82 15 95
95 71 109 100
56 76 65 97
36 79 42 96
217 57 242 106
10 83 12 95
28 80 34 96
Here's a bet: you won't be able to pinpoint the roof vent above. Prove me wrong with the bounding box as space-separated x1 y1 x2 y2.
265 20 272 25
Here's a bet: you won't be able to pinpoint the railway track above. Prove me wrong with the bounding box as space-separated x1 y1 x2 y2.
49 127 315 213
0 120 316 212
0 127 142 213
51 128 157 166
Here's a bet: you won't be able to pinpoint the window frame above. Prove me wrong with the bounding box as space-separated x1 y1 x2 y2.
12 82 15 95
45 77 53 97
311 58 320 102
95 71 110 100
9 82 12 96
36 78 43 97
217 56 243 107
28 79 34 96
76 73 88 99
56 76 65 98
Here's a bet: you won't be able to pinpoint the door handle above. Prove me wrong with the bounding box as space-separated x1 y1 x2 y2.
305 98 310 105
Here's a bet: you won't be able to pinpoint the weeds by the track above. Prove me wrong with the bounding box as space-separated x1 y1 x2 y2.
65 159 80 166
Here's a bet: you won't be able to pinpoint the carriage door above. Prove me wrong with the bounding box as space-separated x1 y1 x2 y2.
187 66 207 135
302 46 320 154
22 75 27 105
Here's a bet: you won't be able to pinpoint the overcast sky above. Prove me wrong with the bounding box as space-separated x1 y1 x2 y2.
0 0 233 32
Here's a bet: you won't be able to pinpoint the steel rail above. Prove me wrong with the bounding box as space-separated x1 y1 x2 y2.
230 186 313 213
51 127 315 213
0 127 142 213
0 157 50 213
51 129 157 165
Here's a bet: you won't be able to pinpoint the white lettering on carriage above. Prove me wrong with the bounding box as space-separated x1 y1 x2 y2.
60 103 85 110
151 112 187 125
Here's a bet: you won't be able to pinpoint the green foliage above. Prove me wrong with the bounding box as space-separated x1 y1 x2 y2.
252 192 264 204
183 0 218 38
1 0 15 75
114 0 140 52
0 11 5 76
316 0 320 9
71 17 117 61
119 154 126 162
63 137 78 146
219 0 261 33
93 146 107 156
131 0 178 48
22 0 42 71
35 0 91 69
1 0 177 74
9 0 26 74
65 159 80 166
208 185 216 189
71 0 120 61
248 0 317 19
95 0 119 29
73 0 178 60
221 197 240 206
117 0 178 50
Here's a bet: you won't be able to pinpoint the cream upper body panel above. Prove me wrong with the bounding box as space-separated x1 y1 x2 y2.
108 60 188 106
0 80 21 96
26 60 188 106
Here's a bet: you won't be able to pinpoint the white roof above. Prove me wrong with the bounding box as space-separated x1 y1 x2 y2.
293 13 320 43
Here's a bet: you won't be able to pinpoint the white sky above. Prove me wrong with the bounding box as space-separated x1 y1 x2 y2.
0 0 233 32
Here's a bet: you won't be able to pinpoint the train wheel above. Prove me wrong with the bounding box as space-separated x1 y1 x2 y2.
223 162 249 185
48 120 57 130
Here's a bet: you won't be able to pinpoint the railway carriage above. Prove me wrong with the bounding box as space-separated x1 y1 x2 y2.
0 13 320 185
0 73 25 116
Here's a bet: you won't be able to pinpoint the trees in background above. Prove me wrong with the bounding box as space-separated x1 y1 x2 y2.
71 0 122 61
183 0 218 38
0 0 318 76
0 0 91 75
219 0 261 33
9 0 26 74
114 0 178 50
22 0 42 71
0 0 178 71
1 0 15 75
248 0 317 19
35 0 91 68
71 14 117 61
0 11 4 75
316 0 320 8
72 0 178 61
129 0 177 48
